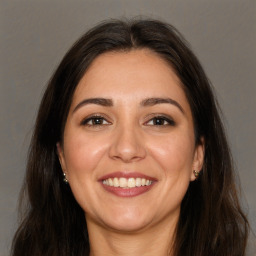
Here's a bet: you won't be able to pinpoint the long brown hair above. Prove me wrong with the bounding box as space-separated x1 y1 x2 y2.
11 19 249 256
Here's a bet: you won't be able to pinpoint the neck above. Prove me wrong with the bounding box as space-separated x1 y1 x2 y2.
87 215 178 256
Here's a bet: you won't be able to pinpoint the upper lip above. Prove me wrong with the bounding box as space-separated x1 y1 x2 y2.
98 171 157 181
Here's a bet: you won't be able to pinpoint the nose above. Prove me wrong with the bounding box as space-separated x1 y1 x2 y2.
109 124 146 163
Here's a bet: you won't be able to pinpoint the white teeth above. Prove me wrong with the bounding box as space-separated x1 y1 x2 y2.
102 177 153 188
135 178 141 187
128 178 136 188
113 177 119 187
108 178 113 186
119 177 127 188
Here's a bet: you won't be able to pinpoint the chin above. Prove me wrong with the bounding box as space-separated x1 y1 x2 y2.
100 208 152 233
106 219 150 233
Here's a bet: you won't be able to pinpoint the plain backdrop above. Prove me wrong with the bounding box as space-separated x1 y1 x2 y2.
0 0 255 255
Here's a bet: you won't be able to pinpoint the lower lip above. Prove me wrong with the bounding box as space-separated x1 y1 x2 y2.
101 183 155 197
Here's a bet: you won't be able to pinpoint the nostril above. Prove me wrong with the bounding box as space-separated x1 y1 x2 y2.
108 133 146 162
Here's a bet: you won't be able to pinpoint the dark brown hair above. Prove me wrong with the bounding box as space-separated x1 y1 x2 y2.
11 19 249 256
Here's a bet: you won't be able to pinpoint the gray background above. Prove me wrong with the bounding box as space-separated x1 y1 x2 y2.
0 0 255 255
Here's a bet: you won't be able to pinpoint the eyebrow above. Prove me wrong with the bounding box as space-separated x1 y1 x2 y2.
141 97 184 113
73 97 184 114
73 98 113 113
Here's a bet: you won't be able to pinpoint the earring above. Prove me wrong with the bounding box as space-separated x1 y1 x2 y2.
193 170 200 179
63 173 68 184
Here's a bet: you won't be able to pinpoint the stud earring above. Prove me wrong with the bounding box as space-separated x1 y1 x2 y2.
63 173 68 184
193 170 200 179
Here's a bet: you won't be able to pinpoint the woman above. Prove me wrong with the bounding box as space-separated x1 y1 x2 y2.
11 19 249 256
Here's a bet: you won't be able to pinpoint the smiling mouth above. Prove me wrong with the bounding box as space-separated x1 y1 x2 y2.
99 172 156 197
102 177 153 188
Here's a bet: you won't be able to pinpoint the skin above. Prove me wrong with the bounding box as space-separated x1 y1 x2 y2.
57 49 204 256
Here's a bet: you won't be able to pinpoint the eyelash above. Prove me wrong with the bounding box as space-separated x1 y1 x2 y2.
81 115 111 126
81 114 175 127
145 116 175 126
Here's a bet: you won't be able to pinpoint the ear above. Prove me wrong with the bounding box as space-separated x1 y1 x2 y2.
56 142 67 174
190 137 205 181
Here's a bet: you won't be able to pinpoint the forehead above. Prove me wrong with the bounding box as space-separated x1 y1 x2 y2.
71 49 189 112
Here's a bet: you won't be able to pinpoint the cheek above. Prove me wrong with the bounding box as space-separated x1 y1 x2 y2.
62 132 110 213
63 131 109 177
147 131 195 177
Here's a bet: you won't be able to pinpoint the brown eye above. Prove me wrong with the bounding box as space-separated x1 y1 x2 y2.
146 116 175 126
81 116 110 126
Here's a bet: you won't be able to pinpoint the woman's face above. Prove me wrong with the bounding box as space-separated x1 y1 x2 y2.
57 49 204 232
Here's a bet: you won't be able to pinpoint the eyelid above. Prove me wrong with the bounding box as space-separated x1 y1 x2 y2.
80 113 112 126
143 114 175 126
79 113 175 126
